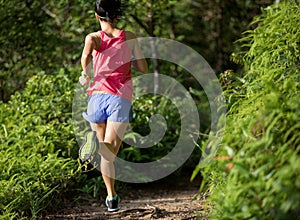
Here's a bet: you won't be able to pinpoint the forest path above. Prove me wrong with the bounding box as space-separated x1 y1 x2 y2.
43 175 209 220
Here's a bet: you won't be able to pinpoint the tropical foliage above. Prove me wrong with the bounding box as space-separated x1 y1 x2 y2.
195 1 300 219
1 0 297 219
0 69 81 219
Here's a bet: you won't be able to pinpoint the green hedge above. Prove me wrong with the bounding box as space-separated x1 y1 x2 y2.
196 1 300 219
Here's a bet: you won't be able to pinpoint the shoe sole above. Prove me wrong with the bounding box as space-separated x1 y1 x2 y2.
107 207 119 212
79 131 99 164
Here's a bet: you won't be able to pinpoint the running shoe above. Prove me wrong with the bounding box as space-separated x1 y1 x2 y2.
79 131 100 166
105 194 121 212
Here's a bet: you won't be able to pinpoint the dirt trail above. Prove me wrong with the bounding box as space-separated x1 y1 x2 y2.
44 175 209 220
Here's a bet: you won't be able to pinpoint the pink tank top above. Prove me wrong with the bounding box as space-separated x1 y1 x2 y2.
87 30 133 101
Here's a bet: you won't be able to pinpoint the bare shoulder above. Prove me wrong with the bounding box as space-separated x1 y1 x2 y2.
125 31 136 40
85 32 101 49
125 31 138 51
86 31 101 41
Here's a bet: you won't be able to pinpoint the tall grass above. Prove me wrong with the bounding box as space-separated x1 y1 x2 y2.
195 1 300 219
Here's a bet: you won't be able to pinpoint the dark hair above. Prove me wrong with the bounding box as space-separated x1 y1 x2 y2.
95 0 122 22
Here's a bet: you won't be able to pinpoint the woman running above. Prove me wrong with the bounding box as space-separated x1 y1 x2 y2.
79 0 148 212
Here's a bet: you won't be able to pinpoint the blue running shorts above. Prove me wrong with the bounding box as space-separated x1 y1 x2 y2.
82 93 133 124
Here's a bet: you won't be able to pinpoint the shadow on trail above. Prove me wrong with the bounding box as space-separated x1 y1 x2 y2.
43 174 210 220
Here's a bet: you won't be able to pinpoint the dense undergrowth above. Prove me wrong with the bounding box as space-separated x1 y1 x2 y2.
1 1 299 219
195 1 300 219
0 69 82 219
0 67 206 218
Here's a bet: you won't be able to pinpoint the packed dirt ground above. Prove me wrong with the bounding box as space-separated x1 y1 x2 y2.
43 175 210 220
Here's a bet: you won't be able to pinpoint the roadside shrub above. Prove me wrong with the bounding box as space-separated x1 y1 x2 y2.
0 69 81 219
195 1 300 219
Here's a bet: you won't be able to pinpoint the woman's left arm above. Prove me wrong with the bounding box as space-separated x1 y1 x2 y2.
126 31 148 74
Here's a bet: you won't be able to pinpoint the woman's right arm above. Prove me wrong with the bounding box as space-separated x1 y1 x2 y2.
81 33 101 77
81 35 94 77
